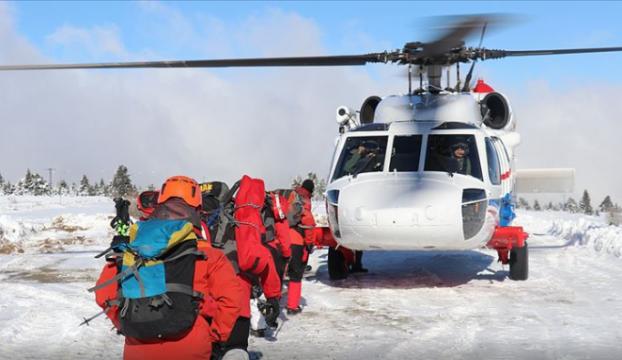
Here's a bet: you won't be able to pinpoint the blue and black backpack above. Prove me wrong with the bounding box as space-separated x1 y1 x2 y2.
90 219 206 341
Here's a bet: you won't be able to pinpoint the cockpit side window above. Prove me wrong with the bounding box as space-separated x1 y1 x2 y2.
389 135 422 172
485 137 501 185
424 134 483 181
332 136 388 180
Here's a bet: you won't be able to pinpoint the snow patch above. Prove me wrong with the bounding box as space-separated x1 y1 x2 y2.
548 217 622 257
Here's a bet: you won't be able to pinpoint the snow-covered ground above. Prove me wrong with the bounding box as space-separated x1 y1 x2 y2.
1 197 622 359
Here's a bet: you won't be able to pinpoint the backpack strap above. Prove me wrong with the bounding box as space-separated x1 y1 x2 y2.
166 283 204 299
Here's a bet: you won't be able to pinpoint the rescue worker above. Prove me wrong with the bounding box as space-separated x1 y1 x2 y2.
350 250 368 273
94 176 243 360
285 178 317 315
199 178 282 347
250 191 292 337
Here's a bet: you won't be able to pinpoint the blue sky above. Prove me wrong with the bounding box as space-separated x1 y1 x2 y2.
2 1 622 202
10 1 622 87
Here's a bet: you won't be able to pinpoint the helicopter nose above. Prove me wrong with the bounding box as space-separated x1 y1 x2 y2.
335 176 477 250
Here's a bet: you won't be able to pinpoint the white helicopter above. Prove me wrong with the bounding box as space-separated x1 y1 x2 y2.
1 15 619 282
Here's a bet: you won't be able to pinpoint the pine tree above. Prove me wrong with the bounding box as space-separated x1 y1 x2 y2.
79 175 93 196
546 201 554 211
96 179 106 196
3 181 15 195
111 165 135 198
70 182 78 196
15 169 34 195
58 180 70 195
599 196 614 213
0 172 4 195
579 190 593 215
518 197 530 210
30 172 51 195
564 197 579 213
533 200 541 211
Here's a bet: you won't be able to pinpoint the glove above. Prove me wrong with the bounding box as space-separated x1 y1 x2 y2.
263 297 280 328
251 283 263 299
110 235 129 250
305 244 314 254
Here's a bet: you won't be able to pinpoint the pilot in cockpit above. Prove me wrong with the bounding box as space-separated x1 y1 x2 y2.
344 141 381 175
450 141 472 176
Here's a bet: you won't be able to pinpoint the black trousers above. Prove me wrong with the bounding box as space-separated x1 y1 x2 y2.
287 244 307 282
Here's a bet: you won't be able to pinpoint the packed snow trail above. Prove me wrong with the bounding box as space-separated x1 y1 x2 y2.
1 197 621 359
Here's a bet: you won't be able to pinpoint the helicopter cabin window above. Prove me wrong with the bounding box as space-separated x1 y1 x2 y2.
389 135 422 172
424 134 483 181
485 137 501 185
332 136 388 180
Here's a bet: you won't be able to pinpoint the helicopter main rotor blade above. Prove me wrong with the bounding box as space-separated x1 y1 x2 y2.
483 46 622 59
0 53 390 71
417 14 508 59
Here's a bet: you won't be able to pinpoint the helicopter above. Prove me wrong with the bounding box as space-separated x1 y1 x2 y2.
1 15 620 282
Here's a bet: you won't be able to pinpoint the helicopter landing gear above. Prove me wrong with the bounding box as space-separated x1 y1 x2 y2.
509 242 528 280
487 226 529 281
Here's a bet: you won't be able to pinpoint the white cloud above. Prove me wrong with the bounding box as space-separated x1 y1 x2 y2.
510 81 622 204
0 5 396 190
46 24 126 58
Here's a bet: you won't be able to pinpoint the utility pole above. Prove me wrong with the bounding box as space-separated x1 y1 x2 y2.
46 168 55 187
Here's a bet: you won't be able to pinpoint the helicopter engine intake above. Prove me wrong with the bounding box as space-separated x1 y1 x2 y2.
480 92 513 130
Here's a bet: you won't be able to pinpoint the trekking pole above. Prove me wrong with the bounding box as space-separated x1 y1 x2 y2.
79 308 108 326
272 316 287 340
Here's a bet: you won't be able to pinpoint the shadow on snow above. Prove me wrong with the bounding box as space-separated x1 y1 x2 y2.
310 250 505 289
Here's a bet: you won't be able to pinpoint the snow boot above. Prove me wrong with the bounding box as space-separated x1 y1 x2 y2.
250 328 266 338
286 306 303 315
350 265 369 273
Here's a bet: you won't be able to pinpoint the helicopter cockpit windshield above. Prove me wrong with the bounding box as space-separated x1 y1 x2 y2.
424 135 483 181
332 136 388 180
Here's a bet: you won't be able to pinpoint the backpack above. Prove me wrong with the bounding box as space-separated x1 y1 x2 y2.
89 219 206 341
273 189 304 227
200 181 239 271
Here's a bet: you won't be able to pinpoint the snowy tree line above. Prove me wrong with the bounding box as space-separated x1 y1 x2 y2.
0 165 137 198
516 189 621 218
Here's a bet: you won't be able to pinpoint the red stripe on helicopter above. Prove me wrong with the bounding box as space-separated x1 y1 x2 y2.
501 170 511 180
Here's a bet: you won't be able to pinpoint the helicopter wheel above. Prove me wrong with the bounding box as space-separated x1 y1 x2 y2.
328 246 349 280
509 242 529 281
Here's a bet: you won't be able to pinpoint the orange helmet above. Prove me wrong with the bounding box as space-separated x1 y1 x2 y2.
158 176 202 208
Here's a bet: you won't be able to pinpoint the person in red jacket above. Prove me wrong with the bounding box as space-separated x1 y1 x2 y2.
94 176 243 360
285 178 317 315
233 176 282 323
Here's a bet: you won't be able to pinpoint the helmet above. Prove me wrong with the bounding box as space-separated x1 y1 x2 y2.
137 190 159 216
450 141 470 155
158 176 202 208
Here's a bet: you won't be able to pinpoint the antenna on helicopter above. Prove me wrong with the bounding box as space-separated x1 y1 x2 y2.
463 22 488 92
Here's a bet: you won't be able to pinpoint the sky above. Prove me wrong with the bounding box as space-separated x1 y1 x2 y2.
1 1 621 204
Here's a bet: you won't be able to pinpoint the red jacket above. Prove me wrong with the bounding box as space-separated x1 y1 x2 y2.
95 241 242 360
234 175 282 300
